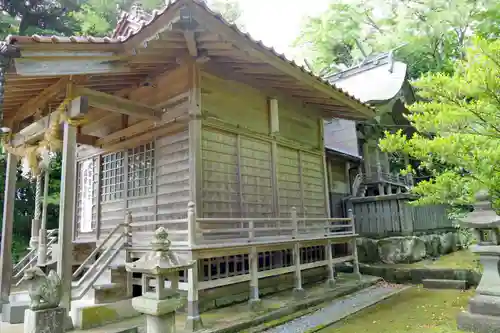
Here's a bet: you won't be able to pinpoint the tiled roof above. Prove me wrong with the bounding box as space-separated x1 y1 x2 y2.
5 0 374 113
6 35 122 45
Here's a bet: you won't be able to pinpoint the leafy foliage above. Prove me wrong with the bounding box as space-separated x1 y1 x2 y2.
295 0 500 79
379 38 500 207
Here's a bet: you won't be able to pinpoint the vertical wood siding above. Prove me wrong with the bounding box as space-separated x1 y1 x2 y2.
277 146 302 217
239 137 273 218
301 151 327 218
348 195 454 236
155 130 190 221
201 128 240 218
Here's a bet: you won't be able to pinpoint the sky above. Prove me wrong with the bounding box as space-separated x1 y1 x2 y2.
234 0 331 62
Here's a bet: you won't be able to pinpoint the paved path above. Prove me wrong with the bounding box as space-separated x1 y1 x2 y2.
266 283 409 333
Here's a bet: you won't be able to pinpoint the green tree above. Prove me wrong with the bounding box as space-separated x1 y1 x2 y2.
379 38 500 207
0 0 78 35
209 0 245 28
295 0 499 79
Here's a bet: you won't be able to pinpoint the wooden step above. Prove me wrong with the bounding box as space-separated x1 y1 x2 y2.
423 279 467 290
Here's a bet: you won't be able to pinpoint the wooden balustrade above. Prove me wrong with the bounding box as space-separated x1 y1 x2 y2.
121 202 356 249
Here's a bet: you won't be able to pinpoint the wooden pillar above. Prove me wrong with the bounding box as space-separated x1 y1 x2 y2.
186 62 203 332
362 142 370 177
30 174 42 251
188 61 202 218
349 209 361 280
37 168 50 266
291 207 305 298
319 119 331 218
269 98 279 217
124 212 133 299
248 245 261 310
0 153 18 311
187 202 197 246
345 161 351 195
57 96 87 322
326 239 335 288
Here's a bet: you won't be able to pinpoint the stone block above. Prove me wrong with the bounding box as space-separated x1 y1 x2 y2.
377 236 426 264
457 310 500 333
24 307 66 333
419 234 441 257
214 292 248 308
422 279 467 290
439 232 455 255
94 283 128 304
469 295 500 317
2 302 29 324
356 237 379 263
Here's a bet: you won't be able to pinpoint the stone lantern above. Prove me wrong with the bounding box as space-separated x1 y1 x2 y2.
126 227 195 333
457 190 500 333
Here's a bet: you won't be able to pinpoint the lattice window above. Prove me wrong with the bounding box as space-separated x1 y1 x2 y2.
300 246 326 264
258 249 293 272
101 152 125 202
127 142 155 197
201 255 249 281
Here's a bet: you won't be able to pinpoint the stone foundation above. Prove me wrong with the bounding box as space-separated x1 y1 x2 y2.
198 267 328 312
356 231 462 264
337 262 481 286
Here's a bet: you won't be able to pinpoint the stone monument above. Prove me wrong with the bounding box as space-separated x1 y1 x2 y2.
126 227 195 333
23 267 66 333
457 190 500 333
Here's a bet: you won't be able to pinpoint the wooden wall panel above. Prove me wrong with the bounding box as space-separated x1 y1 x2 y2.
239 136 273 217
100 200 124 232
201 73 269 135
327 158 349 194
155 129 190 221
278 99 320 148
277 146 302 217
301 152 327 218
201 128 240 218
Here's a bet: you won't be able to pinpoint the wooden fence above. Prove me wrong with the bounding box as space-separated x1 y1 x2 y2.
343 193 454 237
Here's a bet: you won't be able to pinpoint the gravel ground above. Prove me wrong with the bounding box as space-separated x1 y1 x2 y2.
265 283 406 333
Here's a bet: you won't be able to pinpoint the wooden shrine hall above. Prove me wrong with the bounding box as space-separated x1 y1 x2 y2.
0 0 375 330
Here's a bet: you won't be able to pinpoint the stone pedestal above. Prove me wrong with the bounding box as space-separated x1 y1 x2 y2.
2 302 30 324
24 307 66 333
292 288 306 299
457 248 500 333
132 296 184 333
456 191 500 333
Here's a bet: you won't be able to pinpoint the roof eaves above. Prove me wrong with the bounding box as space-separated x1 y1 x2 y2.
3 0 375 118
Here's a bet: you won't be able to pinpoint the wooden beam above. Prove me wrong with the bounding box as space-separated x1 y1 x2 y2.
102 120 187 152
12 77 69 125
73 86 162 121
184 31 198 57
95 100 189 146
95 120 154 146
81 65 190 135
77 134 99 146
11 97 89 147
14 58 131 77
188 1 375 119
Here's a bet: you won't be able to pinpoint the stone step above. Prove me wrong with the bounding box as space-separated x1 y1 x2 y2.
422 278 467 290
